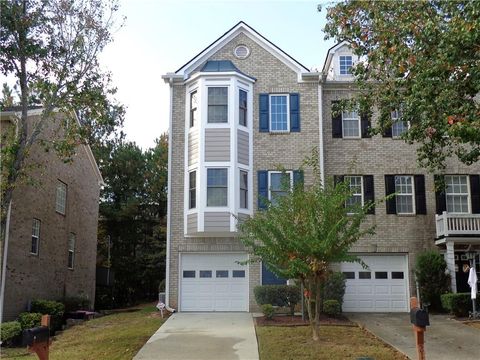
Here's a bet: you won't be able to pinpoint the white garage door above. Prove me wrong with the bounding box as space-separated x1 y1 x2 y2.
180 253 249 312
340 255 409 312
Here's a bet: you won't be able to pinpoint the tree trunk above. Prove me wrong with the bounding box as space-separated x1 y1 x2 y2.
314 275 322 337
304 277 319 341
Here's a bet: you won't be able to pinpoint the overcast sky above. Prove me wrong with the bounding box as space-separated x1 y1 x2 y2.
100 0 336 149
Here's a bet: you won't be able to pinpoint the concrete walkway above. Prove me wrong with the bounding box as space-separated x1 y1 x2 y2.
348 313 480 360
134 313 259 360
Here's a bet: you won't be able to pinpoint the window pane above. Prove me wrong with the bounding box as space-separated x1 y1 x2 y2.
183 270 196 278
216 270 229 278
190 91 198 127
375 272 388 279
233 270 245 278
339 55 353 75
32 219 40 237
359 272 371 279
240 171 248 209
56 182 67 214
445 175 469 213
342 111 360 137
395 176 414 214
207 188 227 206
239 90 247 127
199 270 212 278
343 271 355 279
207 169 227 186
391 110 407 137
189 171 196 209
270 95 288 131
270 173 290 191
208 87 228 123
207 169 228 207
68 251 74 269
31 237 38 255
392 272 404 279
346 176 362 208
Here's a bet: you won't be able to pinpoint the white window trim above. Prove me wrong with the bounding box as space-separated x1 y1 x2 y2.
342 110 361 139
55 181 67 215
238 88 248 128
395 175 416 215
345 175 364 213
206 167 229 208
189 89 199 129
239 169 248 210
339 55 353 76
445 175 471 214
206 86 229 125
268 171 293 201
31 218 40 256
188 170 197 210
269 94 290 133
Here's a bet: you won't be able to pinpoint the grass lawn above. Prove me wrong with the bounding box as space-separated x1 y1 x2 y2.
1 303 166 360
256 325 407 360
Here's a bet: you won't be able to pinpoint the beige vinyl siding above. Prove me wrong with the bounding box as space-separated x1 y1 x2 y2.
188 131 199 166
187 213 198 234
205 129 230 161
237 129 249 165
204 212 231 232
237 213 250 226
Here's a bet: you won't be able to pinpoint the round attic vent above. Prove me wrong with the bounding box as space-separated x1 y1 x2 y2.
234 45 250 59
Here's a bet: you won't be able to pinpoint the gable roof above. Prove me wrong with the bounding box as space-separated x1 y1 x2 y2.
322 40 352 74
175 21 310 78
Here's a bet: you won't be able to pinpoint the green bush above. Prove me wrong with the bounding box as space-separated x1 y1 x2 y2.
440 293 472 317
18 312 42 330
261 304 275 320
415 251 450 311
63 296 91 313
254 285 301 315
30 299 65 317
323 300 341 317
321 272 346 309
0 321 22 346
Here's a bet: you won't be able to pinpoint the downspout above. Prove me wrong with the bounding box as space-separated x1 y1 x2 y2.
165 78 173 307
0 201 12 324
318 81 325 186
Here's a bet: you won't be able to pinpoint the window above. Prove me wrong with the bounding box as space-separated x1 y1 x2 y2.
31 219 40 255
445 175 469 213
345 176 363 208
216 270 228 278
269 171 292 205
391 109 408 137
207 87 228 123
189 171 196 209
183 270 195 278
375 272 388 279
395 176 414 214
343 272 355 279
67 233 75 269
239 89 247 127
233 270 245 278
199 270 212 278
359 271 371 279
240 170 248 209
56 181 67 214
190 90 198 127
392 272 404 279
342 110 360 138
207 168 228 206
269 95 289 132
339 55 353 75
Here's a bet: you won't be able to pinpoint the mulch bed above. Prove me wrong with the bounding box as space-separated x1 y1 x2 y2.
255 314 356 327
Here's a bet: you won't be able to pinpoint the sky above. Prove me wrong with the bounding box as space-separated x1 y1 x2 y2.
100 0 337 149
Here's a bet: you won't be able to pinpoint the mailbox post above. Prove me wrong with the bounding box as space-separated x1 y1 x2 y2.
22 314 51 360
410 297 429 360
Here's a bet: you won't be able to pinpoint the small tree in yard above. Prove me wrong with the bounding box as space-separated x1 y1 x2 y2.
238 150 377 341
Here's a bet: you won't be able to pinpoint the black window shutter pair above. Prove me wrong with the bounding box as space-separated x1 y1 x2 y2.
257 170 304 210
435 175 480 214
385 175 426 215
333 175 375 214
259 93 300 132
331 100 371 138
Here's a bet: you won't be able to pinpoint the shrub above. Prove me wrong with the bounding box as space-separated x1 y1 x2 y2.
323 300 341 317
30 299 65 317
63 296 91 313
415 251 450 311
18 312 42 330
0 321 22 346
321 272 346 309
261 304 275 320
441 293 472 317
254 285 301 315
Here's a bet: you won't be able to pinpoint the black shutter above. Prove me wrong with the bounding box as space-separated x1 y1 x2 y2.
434 175 446 215
361 113 371 138
293 170 304 190
334 175 344 187
470 175 480 214
385 175 397 214
290 93 300 132
363 175 375 214
259 94 269 132
332 101 342 138
258 171 268 210
414 175 427 215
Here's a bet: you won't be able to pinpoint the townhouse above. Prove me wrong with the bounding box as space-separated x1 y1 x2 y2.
162 22 480 313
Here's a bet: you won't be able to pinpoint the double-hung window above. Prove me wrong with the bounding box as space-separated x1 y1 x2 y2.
269 95 289 132
391 109 408 137
240 170 248 209
269 171 292 205
189 171 196 209
207 168 228 206
239 89 247 127
56 181 67 215
339 55 353 75
31 218 40 255
445 175 469 213
345 176 363 208
395 176 414 214
190 90 198 127
207 87 228 123
68 233 75 269
342 110 360 138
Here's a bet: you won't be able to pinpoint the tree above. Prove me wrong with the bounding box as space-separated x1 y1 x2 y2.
238 150 376 341
0 0 125 255
415 251 450 311
322 0 480 171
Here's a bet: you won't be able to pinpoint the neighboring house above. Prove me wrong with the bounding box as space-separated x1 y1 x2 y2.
0 107 103 321
162 22 480 313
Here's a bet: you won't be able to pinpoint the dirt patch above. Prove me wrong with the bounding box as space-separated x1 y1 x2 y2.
255 314 355 327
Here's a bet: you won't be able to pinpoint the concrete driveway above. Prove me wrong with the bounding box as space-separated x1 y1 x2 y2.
348 313 480 360
133 313 259 360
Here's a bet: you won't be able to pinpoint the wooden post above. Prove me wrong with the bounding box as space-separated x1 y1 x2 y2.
28 314 51 360
410 297 426 360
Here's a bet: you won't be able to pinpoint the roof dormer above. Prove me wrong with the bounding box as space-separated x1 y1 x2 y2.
322 41 360 82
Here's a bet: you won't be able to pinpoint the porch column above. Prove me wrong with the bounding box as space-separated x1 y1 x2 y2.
445 241 457 293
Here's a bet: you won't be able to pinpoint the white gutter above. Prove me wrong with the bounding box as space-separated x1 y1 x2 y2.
318 82 325 187
0 201 12 324
165 78 173 307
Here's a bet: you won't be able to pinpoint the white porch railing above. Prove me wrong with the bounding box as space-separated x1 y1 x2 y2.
435 211 480 237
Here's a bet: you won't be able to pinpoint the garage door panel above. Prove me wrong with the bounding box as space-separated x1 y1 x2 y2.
357 285 373 294
374 285 389 295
